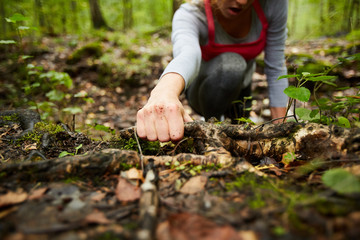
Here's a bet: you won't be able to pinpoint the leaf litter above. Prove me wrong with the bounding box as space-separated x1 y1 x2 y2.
0 36 359 239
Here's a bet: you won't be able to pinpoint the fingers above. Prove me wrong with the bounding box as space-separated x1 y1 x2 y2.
154 105 170 142
136 102 190 142
183 111 193 123
136 110 146 139
166 103 186 141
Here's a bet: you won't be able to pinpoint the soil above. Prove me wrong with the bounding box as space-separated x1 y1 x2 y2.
0 34 359 240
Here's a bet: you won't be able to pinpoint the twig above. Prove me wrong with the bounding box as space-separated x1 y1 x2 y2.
254 114 296 130
133 126 144 171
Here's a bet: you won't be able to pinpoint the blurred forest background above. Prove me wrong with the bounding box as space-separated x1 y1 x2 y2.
0 0 359 39
0 0 359 133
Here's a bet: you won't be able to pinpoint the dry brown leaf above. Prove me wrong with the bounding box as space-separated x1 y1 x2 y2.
238 230 259 240
84 210 112 225
126 167 144 181
115 177 141 202
156 212 241 240
91 191 107 202
23 143 37 151
28 187 48 200
0 190 28 208
179 175 207 195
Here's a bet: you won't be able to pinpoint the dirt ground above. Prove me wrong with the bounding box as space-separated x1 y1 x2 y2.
0 34 360 240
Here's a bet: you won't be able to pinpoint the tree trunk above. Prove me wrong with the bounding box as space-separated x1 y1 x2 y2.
88 0 109 29
1 122 359 183
0 0 5 37
34 0 46 30
290 0 297 36
320 0 324 32
343 0 350 31
122 0 133 30
172 0 182 17
70 0 79 32
355 0 360 29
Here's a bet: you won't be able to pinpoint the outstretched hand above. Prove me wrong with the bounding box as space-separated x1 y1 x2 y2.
136 73 193 142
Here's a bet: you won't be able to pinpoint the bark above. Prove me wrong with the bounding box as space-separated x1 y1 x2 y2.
172 0 182 17
290 0 297 36
320 0 324 32
88 0 109 29
34 0 46 31
122 0 133 30
71 0 79 32
0 0 6 37
2 122 359 183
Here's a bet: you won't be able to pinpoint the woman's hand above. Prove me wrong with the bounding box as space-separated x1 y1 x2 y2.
136 73 193 142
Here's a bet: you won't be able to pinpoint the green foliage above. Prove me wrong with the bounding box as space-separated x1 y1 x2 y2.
279 55 360 127
67 42 103 64
20 122 65 144
284 85 311 102
59 144 83 158
322 168 360 194
25 64 88 120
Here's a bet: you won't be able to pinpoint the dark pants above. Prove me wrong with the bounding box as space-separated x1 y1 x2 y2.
186 52 255 121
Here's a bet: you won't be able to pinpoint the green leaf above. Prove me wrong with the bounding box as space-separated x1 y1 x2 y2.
277 74 299 80
46 90 65 101
308 76 336 82
6 13 28 23
309 109 319 118
296 108 320 121
0 40 16 44
59 151 74 158
284 86 311 102
18 26 30 30
337 117 351 128
322 168 360 194
62 107 83 115
21 55 33 60
282 152 296 165
94 124 111 132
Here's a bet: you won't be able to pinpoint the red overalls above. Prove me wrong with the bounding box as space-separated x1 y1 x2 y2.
201 0 268 61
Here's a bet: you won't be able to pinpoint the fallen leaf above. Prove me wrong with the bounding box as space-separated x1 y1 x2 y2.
126 167 144 181
238 230 259 240
84 210 112 225
28 187 48 200
0 190 28 208
179 176 207 194
115 177 141 202
23 143 37 151
91 191 106 202
156 212 240 240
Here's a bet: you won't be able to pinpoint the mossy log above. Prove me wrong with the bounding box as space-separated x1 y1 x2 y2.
1 121 359 183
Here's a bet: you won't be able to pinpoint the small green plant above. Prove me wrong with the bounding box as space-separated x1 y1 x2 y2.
322 168 360 194
1 13 36 56
59 144 83 158
279 54 360 127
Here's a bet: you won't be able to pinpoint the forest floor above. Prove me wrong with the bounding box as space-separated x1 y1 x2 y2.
0 32 360 240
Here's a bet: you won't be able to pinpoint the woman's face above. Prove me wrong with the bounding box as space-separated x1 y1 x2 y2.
214 0 255 19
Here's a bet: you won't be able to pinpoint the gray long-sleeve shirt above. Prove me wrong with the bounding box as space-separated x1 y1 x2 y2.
162 0 289 107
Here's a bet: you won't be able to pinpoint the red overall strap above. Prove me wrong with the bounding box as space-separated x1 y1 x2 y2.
201 0 268 61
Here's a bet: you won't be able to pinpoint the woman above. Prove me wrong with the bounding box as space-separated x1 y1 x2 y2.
136 0 289 142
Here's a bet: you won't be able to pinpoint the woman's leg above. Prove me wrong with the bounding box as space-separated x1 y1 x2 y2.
186 52 255 120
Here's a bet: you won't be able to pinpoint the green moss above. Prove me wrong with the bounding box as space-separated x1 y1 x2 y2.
324 46 343 55
20 121 64 144
67 42 103 64
296 62 330 74
63 176 81 184
0 114 19 122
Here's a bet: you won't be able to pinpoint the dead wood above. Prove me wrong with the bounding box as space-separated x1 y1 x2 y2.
1 122 359 183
